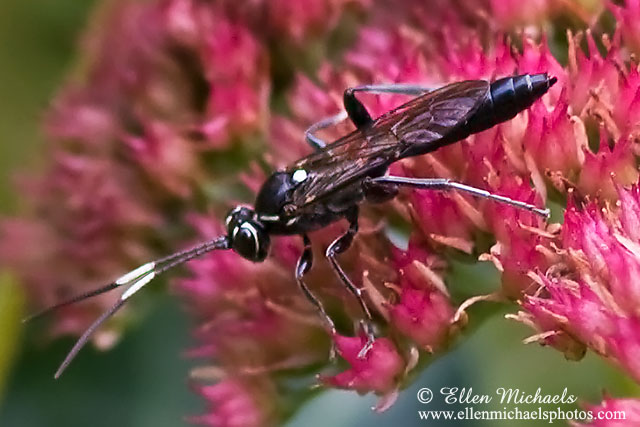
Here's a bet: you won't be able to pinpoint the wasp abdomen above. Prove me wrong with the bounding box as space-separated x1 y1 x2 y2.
419 73 557 155
490 73 556 122
463 73 556 137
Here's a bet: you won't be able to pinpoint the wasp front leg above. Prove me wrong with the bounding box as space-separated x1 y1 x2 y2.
296 234 338 359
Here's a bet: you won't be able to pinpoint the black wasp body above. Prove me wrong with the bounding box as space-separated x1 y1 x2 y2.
230 73 555 247
30 73 556 377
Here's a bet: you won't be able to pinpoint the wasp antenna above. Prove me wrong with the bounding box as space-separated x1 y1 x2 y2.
54 299 126 379
22 262 156 324
113 236 230 302
22 282 121 323
51 236 231 377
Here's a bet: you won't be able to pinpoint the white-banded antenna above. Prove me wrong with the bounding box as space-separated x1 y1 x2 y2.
24 236 230 378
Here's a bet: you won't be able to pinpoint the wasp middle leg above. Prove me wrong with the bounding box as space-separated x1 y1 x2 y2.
305 111 348 150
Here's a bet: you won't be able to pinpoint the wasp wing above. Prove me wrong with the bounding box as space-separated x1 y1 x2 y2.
289 80 490 207
374 80 490 149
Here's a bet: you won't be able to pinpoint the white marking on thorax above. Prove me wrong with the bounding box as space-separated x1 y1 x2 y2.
286 217 298 226
292 169 308 183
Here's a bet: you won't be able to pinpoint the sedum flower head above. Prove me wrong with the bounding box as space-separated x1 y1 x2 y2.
518 184 640 378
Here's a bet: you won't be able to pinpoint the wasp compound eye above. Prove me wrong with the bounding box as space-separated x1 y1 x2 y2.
230 220 270 262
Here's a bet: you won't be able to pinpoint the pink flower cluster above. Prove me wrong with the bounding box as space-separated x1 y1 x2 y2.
2 0 270 345
516 184 640 379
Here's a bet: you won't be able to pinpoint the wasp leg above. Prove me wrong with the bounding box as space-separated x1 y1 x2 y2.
296 234 338 359
362 178 400 204
367 176 550 218
348 83 435 96
344 84 435 130
307 84 436 149
325 207 376 359
305 110 348 150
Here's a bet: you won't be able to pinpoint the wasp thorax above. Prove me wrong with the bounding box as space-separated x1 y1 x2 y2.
254 171 300 216
225 206 270 262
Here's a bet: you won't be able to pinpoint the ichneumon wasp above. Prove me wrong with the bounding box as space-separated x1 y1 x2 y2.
26 73 556 378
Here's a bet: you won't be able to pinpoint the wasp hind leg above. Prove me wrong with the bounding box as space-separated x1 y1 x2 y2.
344 83 435 130
305 84 434 150
325 207 376 359
367 176 550 218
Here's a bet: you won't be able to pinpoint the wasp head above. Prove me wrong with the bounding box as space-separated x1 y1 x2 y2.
224 206 270 262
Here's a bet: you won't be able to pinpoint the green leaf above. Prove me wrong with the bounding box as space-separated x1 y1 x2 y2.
0 271 25 401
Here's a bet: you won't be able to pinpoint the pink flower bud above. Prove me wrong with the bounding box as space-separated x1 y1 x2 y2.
319 334 404 394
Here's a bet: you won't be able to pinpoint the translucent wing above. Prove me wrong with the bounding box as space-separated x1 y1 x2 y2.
374 80 490 146
289 80 490 207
